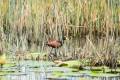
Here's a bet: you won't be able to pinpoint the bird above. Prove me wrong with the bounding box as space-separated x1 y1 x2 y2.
0 47 6 69
46 35 67 58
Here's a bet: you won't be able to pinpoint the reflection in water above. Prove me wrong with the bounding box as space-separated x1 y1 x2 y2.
0 60 120 80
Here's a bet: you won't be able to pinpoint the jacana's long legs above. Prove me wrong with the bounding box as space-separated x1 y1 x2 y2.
50 48 53 54
48 48 53 60
54 48 57 57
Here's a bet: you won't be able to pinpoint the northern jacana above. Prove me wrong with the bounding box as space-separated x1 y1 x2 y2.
46 36 67 57
0 47 6 69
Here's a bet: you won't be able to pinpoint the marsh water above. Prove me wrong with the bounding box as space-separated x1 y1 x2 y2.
0 60 120 80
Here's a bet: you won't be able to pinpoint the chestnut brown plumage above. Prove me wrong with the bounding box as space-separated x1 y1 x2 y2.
46 39 62 48
46 36 67 57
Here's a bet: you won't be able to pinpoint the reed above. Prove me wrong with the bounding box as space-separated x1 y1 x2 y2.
0 0 120 67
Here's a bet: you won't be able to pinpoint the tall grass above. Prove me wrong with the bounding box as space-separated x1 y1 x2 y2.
0 0 120 63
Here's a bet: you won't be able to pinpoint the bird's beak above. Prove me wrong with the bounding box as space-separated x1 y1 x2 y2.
66 37 69 40
64 36 69 41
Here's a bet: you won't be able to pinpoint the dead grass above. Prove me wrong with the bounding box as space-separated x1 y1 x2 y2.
0 0 120 68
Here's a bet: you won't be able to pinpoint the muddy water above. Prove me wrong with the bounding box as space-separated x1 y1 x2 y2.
0 60 120 80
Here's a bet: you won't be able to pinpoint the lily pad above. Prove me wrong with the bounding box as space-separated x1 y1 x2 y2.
0 70 16 76
0 76 6 80
79 78 91 80
56 60 82 70
3 63 16 68
47 77 68 80
63 72 83 77
46 67 74 73
52 71 63 77
48 71 68 80
90 72 119 77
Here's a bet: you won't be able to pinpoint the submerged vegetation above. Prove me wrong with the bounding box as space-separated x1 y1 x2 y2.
0 0 120 79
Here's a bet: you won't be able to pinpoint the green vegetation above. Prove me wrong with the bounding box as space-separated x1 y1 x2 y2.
50 68 119 79
0 0 120 79
57 60 81 70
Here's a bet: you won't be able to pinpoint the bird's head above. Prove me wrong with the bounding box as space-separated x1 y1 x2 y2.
63 36 69 41
60 36 69 45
